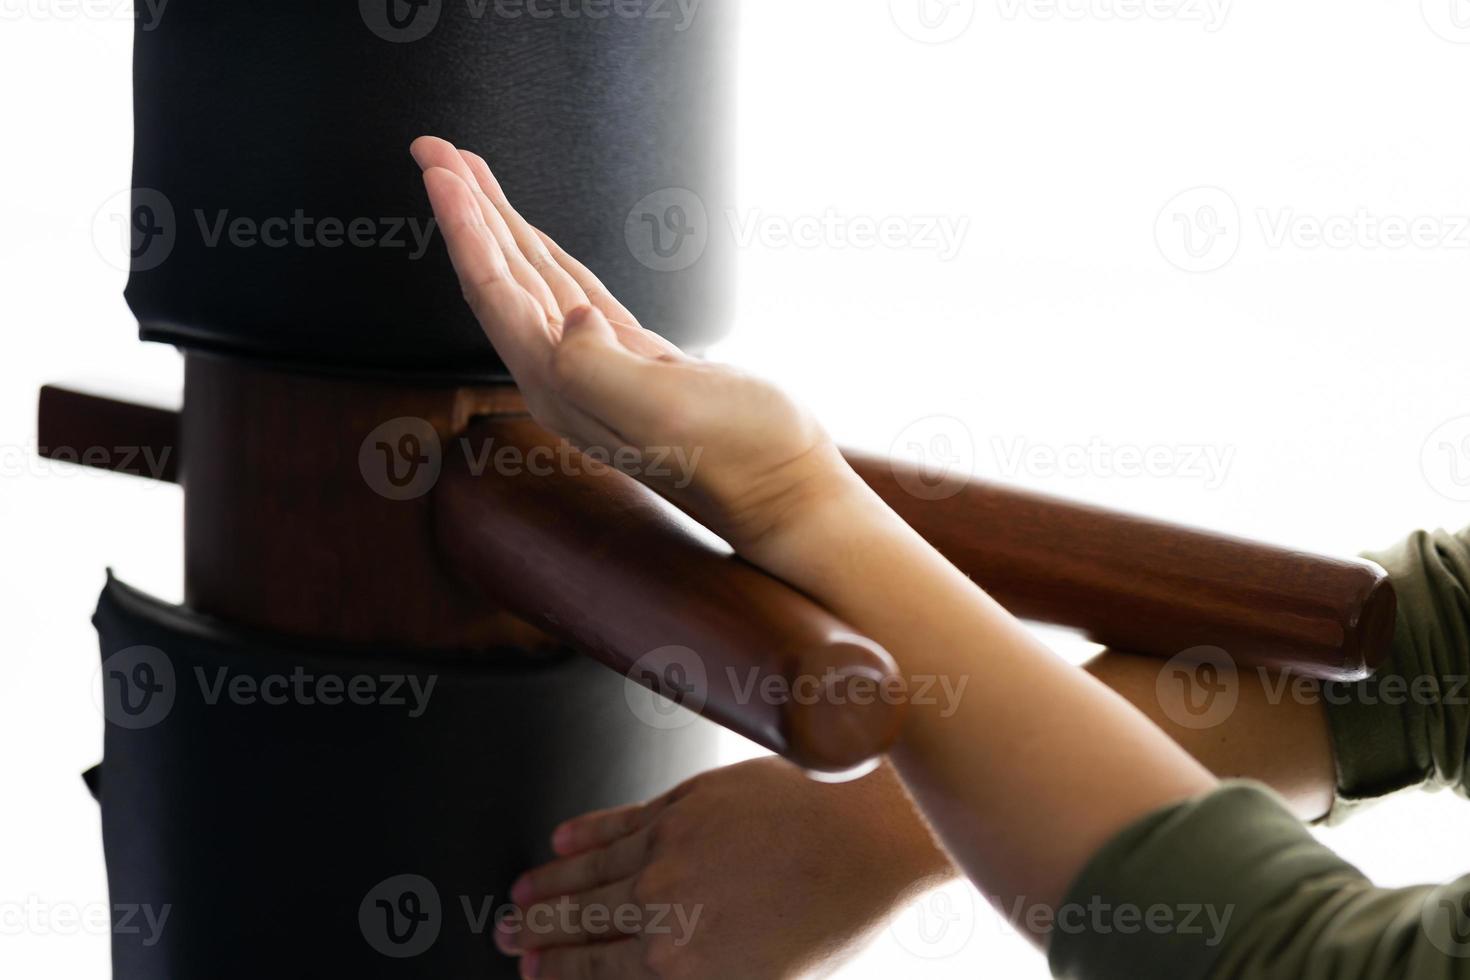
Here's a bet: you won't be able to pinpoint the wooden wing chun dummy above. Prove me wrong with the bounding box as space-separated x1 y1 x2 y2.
90 4 753 977
40 3 1400 978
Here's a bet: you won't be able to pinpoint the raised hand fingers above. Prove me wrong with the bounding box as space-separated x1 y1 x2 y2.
551 799 662 857
421 167 551 379
459 149 592 318
457 156 683 362
513 828 653 907
497 878 640 953
419 167 509 287
535 229 660 339
411 136 563 320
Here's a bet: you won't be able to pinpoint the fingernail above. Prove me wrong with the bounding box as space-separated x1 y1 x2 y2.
510 874 533 905
494 921 523 955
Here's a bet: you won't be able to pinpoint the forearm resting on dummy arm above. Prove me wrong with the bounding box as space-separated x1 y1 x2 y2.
854 525 1470 978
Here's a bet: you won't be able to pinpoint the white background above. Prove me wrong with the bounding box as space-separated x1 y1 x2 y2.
4 0 1470 976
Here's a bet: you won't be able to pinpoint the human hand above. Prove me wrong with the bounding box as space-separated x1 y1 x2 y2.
410 136 861 559
494 757 955 980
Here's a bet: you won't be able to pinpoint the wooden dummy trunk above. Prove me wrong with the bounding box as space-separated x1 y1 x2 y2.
78 5 746 976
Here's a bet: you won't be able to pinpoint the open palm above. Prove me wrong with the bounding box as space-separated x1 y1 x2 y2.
411 136 849 556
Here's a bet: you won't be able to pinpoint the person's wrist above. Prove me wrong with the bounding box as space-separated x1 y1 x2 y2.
856 762 962 906
728 449 887 583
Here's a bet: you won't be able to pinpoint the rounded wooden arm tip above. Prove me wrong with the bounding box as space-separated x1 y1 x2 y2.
433 417 902 770
784 636 907 776
1346 561 1398 675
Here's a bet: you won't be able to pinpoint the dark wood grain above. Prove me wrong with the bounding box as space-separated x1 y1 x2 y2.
436 417 908 773
179 354 547 651
47 359 905 771
851 452 1396 681
37 385 180 483
36 374 1396 686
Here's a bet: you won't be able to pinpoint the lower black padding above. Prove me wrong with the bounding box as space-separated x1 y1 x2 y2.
92 574 717 978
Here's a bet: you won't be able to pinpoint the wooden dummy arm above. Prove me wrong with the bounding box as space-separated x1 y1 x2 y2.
37 384 180 482
434 418 906 773
37 378 1395 766
36 384 907 774
849 452 1396 681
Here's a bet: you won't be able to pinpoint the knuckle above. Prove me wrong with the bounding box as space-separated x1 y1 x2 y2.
461 281 487 313
629 867 657 907
667 774 704 802
614 805 645 837
461 275 507 319
588 846 612 884
642 936 695 980
645 811 670 853
650 804 696 849
629 862 674 907
633 825 656 866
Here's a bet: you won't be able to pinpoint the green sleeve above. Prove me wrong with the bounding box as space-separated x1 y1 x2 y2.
1048 782 1470 980
1047 527 1470 978
1326 527 1470 821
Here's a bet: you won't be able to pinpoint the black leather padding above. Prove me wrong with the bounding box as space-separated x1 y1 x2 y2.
92 574 718 978
124 1 737 382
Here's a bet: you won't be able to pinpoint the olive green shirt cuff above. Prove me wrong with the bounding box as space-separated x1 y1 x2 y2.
1325 528 1470 823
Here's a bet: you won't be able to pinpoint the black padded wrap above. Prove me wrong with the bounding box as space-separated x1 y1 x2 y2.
125 1 737 381
93 575 716 978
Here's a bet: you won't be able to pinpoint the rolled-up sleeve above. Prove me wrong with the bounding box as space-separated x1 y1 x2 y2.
1049 525 1470 979
1048 782 1470 980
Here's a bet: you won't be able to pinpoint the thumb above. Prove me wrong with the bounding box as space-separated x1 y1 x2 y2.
551 306 680 437
560 303 618 345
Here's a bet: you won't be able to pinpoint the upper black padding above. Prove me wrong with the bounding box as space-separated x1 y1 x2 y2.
125 1 737 381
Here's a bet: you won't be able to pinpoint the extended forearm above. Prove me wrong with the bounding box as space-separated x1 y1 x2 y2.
749 479 1216 931
1085 651 1336 820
